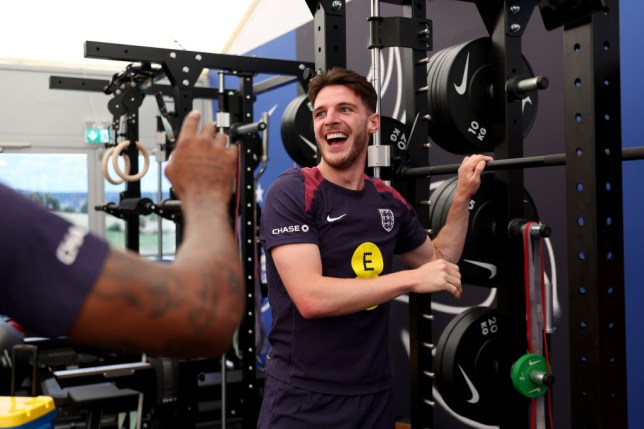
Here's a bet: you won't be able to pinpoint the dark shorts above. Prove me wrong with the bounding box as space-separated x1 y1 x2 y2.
257 373 395 429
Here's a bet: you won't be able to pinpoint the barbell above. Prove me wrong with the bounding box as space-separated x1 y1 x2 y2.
401 146 644 177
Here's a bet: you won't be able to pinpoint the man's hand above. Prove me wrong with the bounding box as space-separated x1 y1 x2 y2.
413 258 462 300
455 154 493 200
165 110 238 200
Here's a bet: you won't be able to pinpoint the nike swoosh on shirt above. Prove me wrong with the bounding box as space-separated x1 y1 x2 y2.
454 52 471 95
458 365 480 404
327 214 347 222
462 259 497 279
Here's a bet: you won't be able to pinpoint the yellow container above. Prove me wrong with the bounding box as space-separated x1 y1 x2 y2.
0 397 55 429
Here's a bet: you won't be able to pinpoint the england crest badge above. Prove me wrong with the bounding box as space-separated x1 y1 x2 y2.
379 208 394 232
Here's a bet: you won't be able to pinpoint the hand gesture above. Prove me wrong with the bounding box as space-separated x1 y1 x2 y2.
165 110 238 201
413 258 462 300
455 154 493 200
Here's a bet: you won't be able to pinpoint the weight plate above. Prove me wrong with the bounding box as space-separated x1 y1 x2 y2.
280 94 318 167
435 306 502 424
427 45 460 142
429 44 467 152
435 43 465 133
428 172 538 287
428 177 457 239
427 37 539 155
371 116 411 181
511 353 551 398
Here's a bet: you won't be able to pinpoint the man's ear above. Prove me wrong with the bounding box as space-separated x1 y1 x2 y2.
369 113 380 133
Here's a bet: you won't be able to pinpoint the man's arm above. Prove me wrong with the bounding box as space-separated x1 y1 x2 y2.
431 154 491 262
67 111 244 358
270 154 490 319
271 241 461 318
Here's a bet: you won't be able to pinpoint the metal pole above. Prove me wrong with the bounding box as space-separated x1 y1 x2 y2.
370 0 382 179
401 146 644 177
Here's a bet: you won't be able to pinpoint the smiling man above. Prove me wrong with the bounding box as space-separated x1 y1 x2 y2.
258 67 491 428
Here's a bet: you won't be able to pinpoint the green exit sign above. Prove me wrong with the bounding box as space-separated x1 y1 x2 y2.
85 123 112 144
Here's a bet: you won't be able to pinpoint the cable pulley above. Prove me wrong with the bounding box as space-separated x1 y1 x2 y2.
426 37 543 155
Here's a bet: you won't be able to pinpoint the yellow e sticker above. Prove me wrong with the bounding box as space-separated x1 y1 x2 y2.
351 242 384 310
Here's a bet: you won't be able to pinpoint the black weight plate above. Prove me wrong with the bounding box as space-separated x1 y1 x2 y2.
427 45 459 136
429 177 454 235
372 116 411 181
427 38 539 155
433 43 471 156
428 177 459 239
428 44 470 153
428 172 538 287
427 46 450 124
281 94 318 167
431 39 491 154
435 43 465 129
435 306 502 425
379 117 410 154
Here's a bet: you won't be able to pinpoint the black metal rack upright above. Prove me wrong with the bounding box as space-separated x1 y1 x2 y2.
563 1 628 427
392 2 435 427
474 1 535 427
52 43 313 429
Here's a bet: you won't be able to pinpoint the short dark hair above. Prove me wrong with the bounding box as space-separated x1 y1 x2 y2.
307 68 377 113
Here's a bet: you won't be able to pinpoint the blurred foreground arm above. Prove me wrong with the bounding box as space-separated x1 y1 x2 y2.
68 111 243 358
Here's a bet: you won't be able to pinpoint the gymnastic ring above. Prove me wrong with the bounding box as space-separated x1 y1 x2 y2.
102 146 131 185
111 140 151 182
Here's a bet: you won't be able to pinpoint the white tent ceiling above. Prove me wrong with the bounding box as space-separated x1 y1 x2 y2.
1 0 316 71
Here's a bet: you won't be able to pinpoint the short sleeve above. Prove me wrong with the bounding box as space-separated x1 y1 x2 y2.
0 183 110 337
260 170 319 252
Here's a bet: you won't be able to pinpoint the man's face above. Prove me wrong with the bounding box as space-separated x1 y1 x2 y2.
312 85 378 170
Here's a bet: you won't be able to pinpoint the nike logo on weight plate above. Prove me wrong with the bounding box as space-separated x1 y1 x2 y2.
327 213 347 222
458 364 480 404
462 259 497 279
299 135 317 152
454 51 471 96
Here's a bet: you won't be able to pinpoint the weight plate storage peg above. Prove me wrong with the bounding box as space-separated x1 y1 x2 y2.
426 37 539 155
429 172 538 287
511 353 554 398
435 306 503 425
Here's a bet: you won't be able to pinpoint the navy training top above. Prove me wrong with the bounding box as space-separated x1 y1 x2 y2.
0 182 109 337
260 167 427 395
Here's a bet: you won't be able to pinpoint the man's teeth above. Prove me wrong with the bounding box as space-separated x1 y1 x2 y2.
327 132 347 140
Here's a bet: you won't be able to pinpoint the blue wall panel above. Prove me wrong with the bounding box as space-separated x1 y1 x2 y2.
621 0 644 426
245 31 301 207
